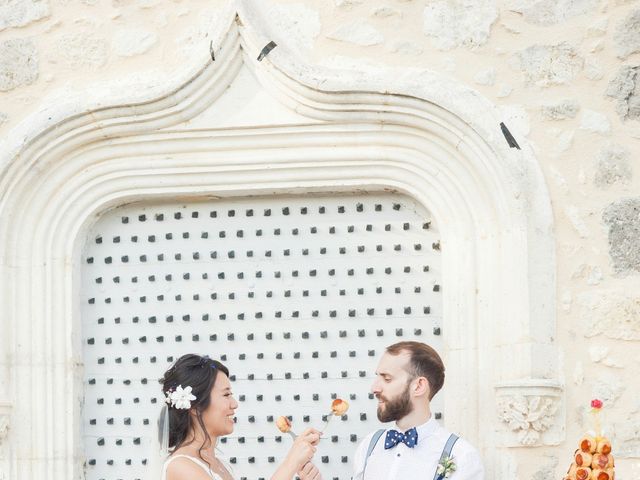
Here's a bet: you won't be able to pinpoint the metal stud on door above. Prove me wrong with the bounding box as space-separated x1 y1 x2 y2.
81 194 443 480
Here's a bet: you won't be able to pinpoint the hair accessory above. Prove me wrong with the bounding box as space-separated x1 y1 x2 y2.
165 385 196 409
198 355 217 369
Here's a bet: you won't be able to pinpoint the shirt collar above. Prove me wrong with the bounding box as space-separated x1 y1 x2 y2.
394 415 439 438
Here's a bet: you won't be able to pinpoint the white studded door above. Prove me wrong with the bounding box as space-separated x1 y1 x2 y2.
81 193 443 480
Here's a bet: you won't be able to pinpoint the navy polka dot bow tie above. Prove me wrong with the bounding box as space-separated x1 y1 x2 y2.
384 427 419 449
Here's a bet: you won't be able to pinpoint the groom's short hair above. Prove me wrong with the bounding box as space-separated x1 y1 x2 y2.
386 341 445 400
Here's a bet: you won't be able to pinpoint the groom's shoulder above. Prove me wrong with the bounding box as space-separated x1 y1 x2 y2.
437 426 481 458
355 427 386 456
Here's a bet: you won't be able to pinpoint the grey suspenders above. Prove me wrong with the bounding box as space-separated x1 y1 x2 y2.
362 430 459 480
434 434 459 480
362 429 385 477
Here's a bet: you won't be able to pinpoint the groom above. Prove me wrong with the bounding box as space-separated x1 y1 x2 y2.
351 341 484 480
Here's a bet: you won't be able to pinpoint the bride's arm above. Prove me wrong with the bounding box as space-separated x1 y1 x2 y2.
270 428 321 480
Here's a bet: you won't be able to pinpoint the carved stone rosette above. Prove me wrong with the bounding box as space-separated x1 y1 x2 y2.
495 381 564 447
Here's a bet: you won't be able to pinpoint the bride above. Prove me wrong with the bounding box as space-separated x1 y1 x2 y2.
159 354 321 480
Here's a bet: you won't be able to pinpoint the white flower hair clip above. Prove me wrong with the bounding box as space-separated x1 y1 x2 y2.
165 385 196 409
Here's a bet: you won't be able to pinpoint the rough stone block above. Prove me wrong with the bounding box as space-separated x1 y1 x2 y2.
506 0 599 26
335 0 363 6
594 144 632 188
603 198 640 275
579 290 640 343
264 3 321 55
387 41 422 55
112 28 157 57
327 20 383 46
614 419 640 457
56 32 107 68
422 0 497 50
371 6 401 18
474 67 496 86
584 55 604 80
614 8 640 58
512 42 583 86
540 99 579 120
0 0 50 31
0 38 38 91
606 64 640 121
579 109 610 135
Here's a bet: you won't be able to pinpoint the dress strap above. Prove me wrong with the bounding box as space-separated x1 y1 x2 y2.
162 454 220 479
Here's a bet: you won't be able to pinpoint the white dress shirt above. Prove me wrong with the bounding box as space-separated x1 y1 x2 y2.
352 418 484 480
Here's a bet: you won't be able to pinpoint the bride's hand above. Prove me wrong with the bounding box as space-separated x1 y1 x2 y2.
298 461 322 480
287 428 321 470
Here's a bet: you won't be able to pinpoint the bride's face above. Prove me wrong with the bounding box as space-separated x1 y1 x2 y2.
201 372 238 437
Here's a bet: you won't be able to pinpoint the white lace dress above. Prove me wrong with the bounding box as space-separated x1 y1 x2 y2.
161 454 225 480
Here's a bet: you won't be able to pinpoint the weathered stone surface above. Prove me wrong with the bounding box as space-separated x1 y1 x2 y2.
552 130 575 158
589 345 625 368
512 42 583 86
594 144 632 188
614 8 640 58
112 28 157 57
573 361 583 385
0 38 38 91
531 457 559 480
56 32 107 68
540 99 579 120
501 104 530 135
606 64 640 121
613 419 640 457
564 205 589 238
474 67 496 86
261 3 321 56
327 20 383 46
579 109 610 135
591 375 625 405
572 263 603 285
506 0 599 26
335 0 362 6
587 18 608 37
497 83 513 97
422 0 497 50
0 112 7 125
0 0 50 31
584 55 604 80
387 41 422 55
603 198 640 275
371 6 401 18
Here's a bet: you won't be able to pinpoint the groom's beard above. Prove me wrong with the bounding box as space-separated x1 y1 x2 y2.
376 384 413 423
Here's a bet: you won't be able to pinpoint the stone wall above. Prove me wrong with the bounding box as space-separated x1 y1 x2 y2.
1 0 639 478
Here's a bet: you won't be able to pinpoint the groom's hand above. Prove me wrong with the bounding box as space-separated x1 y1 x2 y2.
298 461 322 480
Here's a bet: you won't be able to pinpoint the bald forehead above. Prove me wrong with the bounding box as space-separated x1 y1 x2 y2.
376 350 412 376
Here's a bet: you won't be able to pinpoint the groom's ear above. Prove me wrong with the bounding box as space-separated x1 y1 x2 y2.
412 377 430 398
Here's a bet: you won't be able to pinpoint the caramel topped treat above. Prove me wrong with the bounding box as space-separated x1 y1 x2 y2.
331 398 349 416
276 416 292 433
596 439 612 455
580 435 597 454
574 450 592 467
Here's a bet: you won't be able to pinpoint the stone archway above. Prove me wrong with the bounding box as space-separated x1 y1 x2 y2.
0 4 561 479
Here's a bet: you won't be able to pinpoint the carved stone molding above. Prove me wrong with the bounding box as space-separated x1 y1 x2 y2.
495 381 564 447
0 3 559 478
0 403 11 444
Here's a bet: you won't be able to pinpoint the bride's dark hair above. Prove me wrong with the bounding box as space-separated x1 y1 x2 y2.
160 354 230 461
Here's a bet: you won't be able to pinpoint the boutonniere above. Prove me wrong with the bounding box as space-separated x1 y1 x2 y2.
436 456 456 478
